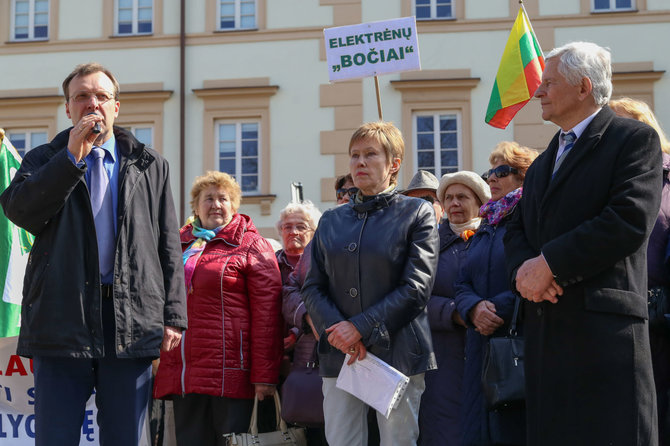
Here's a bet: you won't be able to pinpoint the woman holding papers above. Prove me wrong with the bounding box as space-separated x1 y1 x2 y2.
302 121 439 446
418 171 491 446
455 142 537 446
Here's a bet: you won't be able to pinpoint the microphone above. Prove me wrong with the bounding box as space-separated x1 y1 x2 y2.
87 112 101 134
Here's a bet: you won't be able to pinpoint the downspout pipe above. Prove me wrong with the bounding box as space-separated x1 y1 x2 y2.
179 0 186 223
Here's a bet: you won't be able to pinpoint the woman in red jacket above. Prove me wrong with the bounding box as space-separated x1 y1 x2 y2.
154 171 283 446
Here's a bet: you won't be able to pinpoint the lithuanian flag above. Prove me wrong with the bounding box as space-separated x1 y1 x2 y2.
485 6 544 129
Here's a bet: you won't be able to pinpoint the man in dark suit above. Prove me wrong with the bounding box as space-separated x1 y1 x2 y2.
504 42 661 445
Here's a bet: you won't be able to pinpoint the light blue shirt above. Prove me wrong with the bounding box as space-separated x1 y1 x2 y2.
68 135 120 283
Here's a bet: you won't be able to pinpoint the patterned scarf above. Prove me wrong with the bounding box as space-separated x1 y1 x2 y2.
182 218 224 294
479 187 523 226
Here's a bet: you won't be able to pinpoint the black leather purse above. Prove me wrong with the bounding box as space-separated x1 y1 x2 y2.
481 296 525 410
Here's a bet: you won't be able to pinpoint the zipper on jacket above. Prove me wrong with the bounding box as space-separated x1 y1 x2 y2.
239 329 244 369
180 330 187 394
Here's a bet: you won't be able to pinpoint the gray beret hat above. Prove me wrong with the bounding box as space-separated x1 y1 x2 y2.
437 171 491 206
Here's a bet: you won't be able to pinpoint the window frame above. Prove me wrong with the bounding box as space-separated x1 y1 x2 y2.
591 0 635 12
413 0 455 21
215 120 262 194
412 112 462 177
126 125 154 147
5 129 48 159
216 0 257 31
114 0 154 36
10 0 50 42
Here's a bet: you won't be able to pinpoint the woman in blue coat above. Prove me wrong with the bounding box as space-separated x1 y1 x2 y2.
455 142 537 446
419 171 491 446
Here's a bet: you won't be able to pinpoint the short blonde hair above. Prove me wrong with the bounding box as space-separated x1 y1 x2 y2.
275 201 322 235
190 171 242 215
610 97 670 154
349 121 404 185
488 141 538 181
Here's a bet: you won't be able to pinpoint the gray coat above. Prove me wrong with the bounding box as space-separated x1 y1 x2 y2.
302 190 438 377
0 126 187 359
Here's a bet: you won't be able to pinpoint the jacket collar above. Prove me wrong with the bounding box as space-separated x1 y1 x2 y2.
438 224 463 251
180 213 256 247
351 189 398 214
540 106 614 201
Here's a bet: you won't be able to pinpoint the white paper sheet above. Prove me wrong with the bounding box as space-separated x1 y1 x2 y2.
335 352 410 419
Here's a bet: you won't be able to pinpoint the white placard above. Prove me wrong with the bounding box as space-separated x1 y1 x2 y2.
0 336 149 445
324 17 420 82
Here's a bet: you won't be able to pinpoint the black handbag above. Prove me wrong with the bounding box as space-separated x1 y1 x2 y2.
280 344 324 428
481 296 525 410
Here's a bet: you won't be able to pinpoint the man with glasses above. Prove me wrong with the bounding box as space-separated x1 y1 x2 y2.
401 170 443 224
503 42 661 445
0 63 187 445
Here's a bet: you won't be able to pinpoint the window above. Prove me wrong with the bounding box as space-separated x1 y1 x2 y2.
217 121 260 193
116 0 152 35
6 130 48 159
11 0 49 41
415 0 453 20
218 0 256 30
592 0 634 12
128 126 153 146
414 113 461 176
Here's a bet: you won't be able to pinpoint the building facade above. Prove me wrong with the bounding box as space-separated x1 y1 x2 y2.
0 0 668 236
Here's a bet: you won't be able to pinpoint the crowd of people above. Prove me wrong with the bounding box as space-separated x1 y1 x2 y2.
1 41 669 446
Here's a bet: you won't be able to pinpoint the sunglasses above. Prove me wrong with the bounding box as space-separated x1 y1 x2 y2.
336 187 359 201
482 165 518 181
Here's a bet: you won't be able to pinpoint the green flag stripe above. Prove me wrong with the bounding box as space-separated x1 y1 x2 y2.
518 32 538 68
486 80 503 122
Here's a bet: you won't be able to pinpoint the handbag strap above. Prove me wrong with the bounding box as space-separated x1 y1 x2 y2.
248 392 290 435
509 296 521 336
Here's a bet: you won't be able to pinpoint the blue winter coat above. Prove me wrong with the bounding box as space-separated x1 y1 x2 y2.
419 223 467 446
455 216 525 446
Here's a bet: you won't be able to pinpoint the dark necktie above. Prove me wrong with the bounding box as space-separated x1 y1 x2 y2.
552 131 576 178
89 147 114 278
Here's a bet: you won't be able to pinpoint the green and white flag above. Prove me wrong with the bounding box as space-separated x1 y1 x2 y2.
0 131 33 338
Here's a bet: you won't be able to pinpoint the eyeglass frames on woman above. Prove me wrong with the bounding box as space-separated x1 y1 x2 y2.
482 165 519 182
69 91 115 105
281 223 312 233
336 187 359 201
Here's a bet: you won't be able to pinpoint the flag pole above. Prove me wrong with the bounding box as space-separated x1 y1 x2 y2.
374 75 383 120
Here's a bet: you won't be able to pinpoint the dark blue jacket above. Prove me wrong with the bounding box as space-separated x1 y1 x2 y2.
419 223 467 446
455 216 525 446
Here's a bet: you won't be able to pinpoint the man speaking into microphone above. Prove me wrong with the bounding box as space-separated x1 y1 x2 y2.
0 63 187 446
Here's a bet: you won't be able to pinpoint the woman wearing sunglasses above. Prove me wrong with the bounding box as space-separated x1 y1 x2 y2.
455 141 537 446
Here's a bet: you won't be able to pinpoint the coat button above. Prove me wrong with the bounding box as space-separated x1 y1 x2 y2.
348 243 357 252
349 288 358 297
537 307 543 316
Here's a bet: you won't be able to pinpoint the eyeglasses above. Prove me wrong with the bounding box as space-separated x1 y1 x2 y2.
281 223 312 233
69 91 115 105
336 187 358 201
482 165 519 182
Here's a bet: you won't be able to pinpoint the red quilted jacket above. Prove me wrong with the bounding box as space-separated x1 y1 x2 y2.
154 213 283 399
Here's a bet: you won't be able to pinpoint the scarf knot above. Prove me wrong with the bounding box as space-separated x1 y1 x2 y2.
182 219 224 294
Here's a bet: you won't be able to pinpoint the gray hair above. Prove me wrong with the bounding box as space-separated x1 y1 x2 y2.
546 41 612 107
275 200 322 235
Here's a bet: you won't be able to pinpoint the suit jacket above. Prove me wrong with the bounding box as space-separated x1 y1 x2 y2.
504 106 661 446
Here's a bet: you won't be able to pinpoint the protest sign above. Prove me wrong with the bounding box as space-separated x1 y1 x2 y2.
324 16 420 83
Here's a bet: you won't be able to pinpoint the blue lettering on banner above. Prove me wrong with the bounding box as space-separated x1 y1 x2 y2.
0 413 36 438
83 410 96 442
